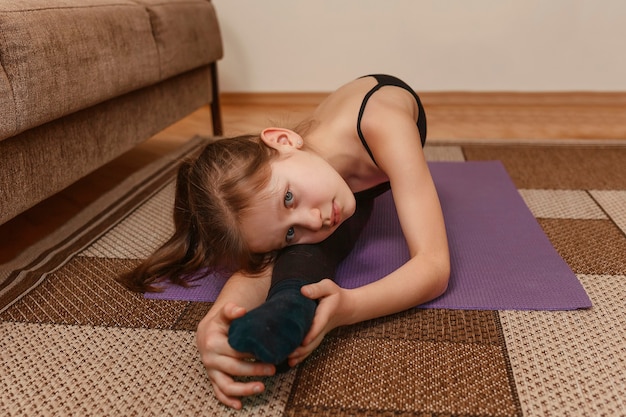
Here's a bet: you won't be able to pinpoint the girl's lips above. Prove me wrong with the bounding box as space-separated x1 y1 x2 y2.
331 200 341 227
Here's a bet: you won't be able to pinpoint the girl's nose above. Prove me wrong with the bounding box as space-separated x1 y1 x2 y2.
300 208 323 231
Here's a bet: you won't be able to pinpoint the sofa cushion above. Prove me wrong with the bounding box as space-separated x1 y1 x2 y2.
136 0 223 80
0 64 16 140
0 0 222 142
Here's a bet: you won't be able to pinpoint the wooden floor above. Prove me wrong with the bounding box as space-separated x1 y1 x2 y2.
2 92 626 263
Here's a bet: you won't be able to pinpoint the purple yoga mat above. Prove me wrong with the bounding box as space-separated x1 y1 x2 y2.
145 161 591 310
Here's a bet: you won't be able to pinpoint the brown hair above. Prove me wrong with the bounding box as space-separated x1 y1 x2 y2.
117 134 279 293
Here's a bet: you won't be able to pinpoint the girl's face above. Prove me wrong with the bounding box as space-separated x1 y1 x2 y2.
239 130 356 253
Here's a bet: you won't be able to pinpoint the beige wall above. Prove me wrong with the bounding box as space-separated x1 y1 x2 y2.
213 0 625 93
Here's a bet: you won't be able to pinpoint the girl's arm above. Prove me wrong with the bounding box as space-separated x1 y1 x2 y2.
344 97 450 320
196 269 274 409
290 92 449 364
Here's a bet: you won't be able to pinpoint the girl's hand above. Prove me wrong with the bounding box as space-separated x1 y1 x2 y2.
287 279 355 367
196 302 275 409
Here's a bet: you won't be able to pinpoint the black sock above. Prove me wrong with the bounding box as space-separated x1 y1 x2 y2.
228 279 316 365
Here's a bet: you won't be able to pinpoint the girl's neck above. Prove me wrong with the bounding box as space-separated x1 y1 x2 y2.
304 124 387 193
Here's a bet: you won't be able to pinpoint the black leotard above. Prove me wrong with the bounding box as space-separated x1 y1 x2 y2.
271 75 427 287
357 74 427 161
354 74 427 200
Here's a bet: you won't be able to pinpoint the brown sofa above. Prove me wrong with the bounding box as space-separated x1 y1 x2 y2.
0 0 223 225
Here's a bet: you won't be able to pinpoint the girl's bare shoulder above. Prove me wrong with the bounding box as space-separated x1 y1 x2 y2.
314 77 417 126
312 77 377 121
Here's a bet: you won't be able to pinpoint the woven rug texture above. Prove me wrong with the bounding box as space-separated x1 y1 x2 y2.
1 138 625 417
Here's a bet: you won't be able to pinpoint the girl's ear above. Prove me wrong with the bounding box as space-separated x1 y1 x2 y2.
260 128 302 151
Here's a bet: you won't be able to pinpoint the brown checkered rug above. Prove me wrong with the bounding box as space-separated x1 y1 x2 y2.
2 137 625 416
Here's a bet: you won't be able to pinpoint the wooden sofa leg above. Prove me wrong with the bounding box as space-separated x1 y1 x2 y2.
210 62 223 136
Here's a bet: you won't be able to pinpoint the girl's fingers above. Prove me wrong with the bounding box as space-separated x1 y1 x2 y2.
209 371 264 410
288 336 323 367
208 358 274 409
288 349 310 367
301 278 335 299
302 316 327 346
211 381 243 410
221 302 247 321
302 293 337 345
223 357 276 377
203 339 275 377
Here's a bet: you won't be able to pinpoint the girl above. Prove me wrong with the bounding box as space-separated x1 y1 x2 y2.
119 74 450 409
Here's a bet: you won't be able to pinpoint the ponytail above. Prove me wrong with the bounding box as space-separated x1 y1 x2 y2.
118 159 207 292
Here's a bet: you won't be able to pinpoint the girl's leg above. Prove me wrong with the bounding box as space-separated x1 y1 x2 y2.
228 199 374 366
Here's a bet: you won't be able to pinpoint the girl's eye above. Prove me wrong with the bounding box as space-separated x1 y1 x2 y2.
284 190 294 207
286 227 295 243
